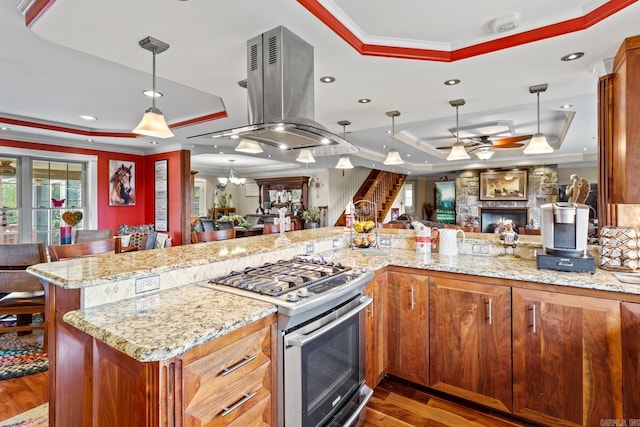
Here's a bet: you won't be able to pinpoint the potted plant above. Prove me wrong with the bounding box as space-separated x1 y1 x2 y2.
302 206 321 228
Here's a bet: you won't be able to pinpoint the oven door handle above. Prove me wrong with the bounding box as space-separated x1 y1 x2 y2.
285 295 372 348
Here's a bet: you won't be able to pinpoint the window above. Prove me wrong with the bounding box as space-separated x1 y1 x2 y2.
404 182 414 210
0 157 19 244
0 148 96 245
193 179 206 217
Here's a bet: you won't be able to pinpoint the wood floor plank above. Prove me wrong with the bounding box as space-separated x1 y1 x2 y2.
21 371 48 402
0 391 20 421
365 377 532 427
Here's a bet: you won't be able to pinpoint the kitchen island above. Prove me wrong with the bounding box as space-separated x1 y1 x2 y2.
28 228 640 426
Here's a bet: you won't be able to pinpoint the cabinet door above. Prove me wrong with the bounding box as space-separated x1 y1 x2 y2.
429 277 512 412
364 270 387 388
512 289 623 426
621 302 640 419
387 271 428 386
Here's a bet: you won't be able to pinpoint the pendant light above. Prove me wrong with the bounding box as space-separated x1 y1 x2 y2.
383 111 403 165
296 149 316 163
335 120 354 173
132 36 175 139
218 159 245 186
447 99 471 161
523 83 553 154
234 139 263 154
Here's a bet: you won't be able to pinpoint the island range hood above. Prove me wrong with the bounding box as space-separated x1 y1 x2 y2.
193 26 358 157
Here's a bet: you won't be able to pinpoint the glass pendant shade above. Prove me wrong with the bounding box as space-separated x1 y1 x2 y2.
335 155 354 169
475 149 494 160
234 139 263 154
296 149 316 163
132 107 174 138
383 149 404 165
523 133 553 154
447 142 471 160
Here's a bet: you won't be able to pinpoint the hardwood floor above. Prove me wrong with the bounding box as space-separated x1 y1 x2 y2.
0 373 539 425
0 371 48 422
364 376 537 427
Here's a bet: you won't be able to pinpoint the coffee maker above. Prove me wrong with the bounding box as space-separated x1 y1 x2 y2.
537 202 595 273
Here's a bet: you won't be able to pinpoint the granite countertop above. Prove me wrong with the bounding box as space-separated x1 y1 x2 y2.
63 283 277 362
52 228 640 363
324 247 640 296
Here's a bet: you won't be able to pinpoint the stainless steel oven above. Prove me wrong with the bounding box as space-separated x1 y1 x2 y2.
284 293 372 427
207 256 374 426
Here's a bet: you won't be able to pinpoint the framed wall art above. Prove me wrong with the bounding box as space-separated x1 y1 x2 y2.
480 170 528 201
108 160 136 206
435 181 456 224
154 160 168 232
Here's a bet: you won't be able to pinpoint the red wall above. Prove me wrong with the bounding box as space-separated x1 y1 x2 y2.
1 139 186 245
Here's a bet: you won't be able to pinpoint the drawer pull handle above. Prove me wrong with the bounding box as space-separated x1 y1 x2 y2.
221 355 257 377
221 391 257 417
531 303 537 334
367 293 374 318
410 287 415 310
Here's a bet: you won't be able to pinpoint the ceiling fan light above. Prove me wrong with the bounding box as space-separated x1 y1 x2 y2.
383 149 404 165
234 139 263 154
335 155 354 169
296 149 316 163
476 149 494 160
218 177 228 185
132 107 175 138
447 142 471 161
523 133 553 154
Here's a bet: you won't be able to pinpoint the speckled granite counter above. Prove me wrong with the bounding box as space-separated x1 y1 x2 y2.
63 283 276 361
36 228 640 362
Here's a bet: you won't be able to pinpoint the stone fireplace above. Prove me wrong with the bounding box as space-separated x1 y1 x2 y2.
479 207 528 233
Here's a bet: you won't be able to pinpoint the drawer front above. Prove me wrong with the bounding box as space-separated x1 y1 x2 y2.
184 361 272 426
183 324 273 426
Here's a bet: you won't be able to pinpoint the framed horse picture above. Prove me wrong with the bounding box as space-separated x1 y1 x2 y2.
108 160 136 206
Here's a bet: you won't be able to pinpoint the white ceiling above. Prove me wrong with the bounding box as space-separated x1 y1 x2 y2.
1 0 637 178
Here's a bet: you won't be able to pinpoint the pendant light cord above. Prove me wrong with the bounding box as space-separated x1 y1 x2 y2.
536 92 540 134
151 49 157 110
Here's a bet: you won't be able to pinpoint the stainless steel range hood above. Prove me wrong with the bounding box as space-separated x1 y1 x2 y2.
194 26 358 156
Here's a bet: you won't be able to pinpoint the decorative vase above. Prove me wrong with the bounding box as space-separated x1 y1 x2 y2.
60 226 73 244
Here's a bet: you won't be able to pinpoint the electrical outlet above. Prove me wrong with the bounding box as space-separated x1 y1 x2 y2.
306 243 315 254
379 236 391 247
472 243 490 255
135 275 160 294
332 237 341 248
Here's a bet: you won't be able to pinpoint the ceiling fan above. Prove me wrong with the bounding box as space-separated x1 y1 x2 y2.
436 134 532 152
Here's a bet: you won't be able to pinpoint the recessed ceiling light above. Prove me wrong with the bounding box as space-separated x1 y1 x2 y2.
358 98 371 104
382 144 387 149
560 104 573 109
0 127 8 131
213 144 219 148
561 52 584 61
279 143 287 150
143 90 163 98
444 79 460 86
150 140 158 145
406 154 411 157
79 115 97 121
86 138 94 142
320 76 335 83
230 134 240 139
267 154 272 158
321 138 330 144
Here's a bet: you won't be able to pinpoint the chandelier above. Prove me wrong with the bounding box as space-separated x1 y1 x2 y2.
218 160 245 186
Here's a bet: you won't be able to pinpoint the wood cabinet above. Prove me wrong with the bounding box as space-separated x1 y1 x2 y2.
182 317 276 426
254 176 309 212
46 277 277 427
429 276 512 413
512 289 623 426
604 34 640 204
211 207 236 219
364 270 387 389
386 270 429 386
621 302 640 419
